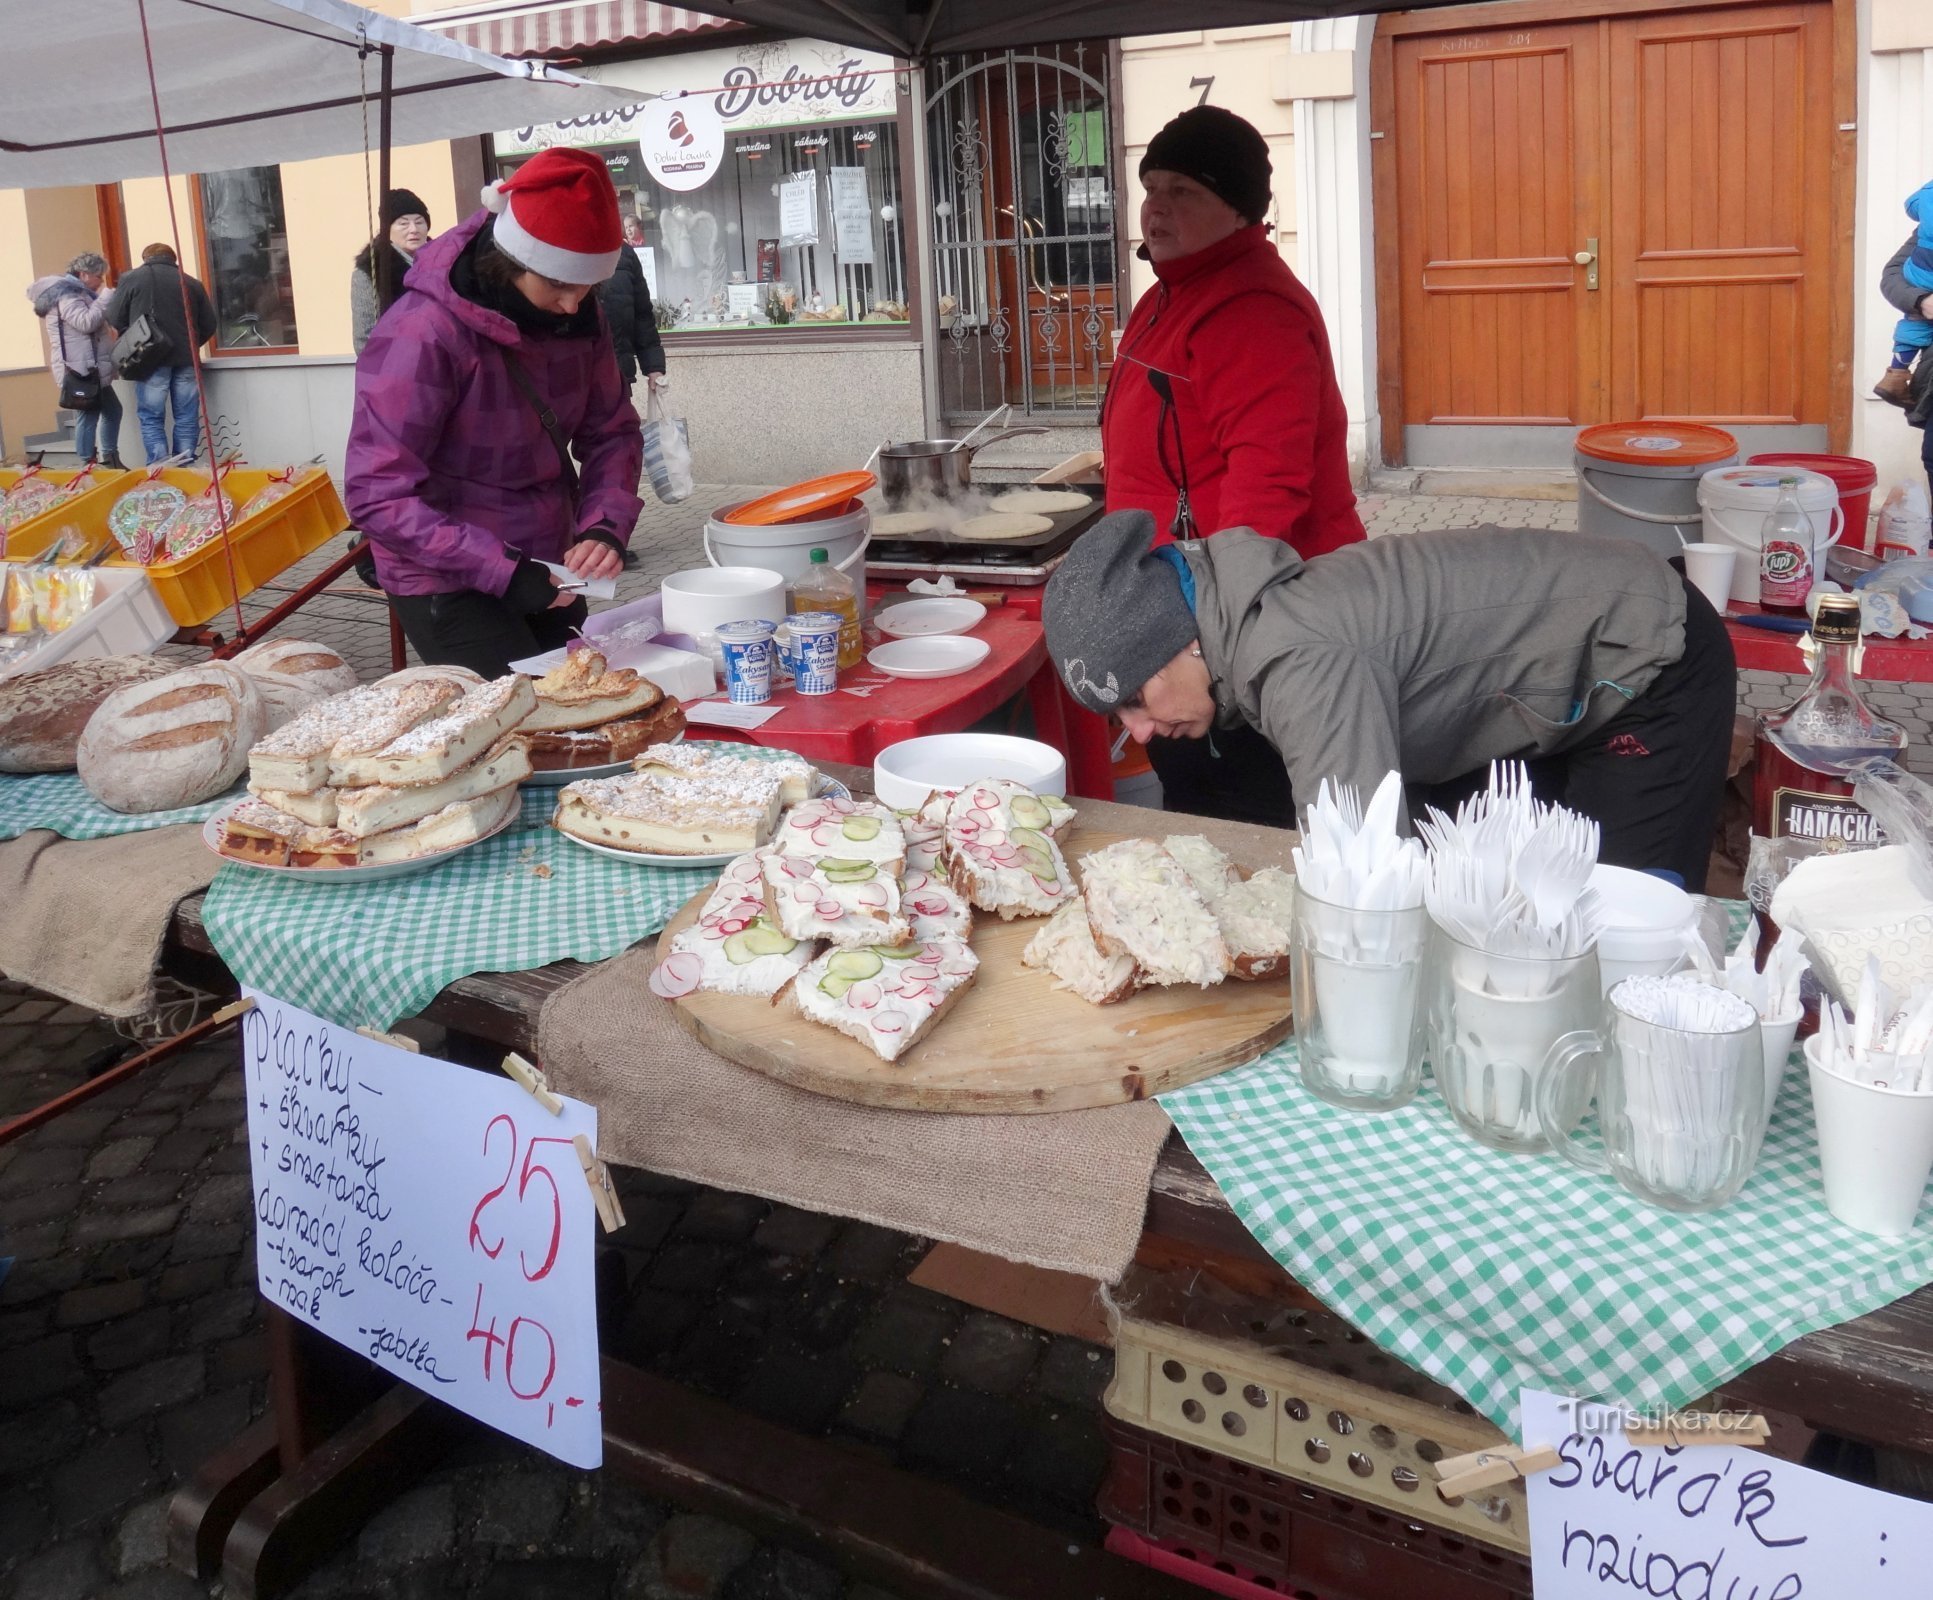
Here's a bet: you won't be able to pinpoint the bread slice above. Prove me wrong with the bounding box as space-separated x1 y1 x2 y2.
357 784 518 864
250 679 462 795
897 807 946 874
334 738 531 839
773 799 905 868
762 848 910 949
1161 834 1240 900
246 783 339 828
554 769 783 855
1211 866 1295 981
1022 895 1140 1005
526 649 664 732
1079 838 1231 987
942 783 1076 920
328 675 534 789
791 938 979 1062
957 779 1076 838
521 700 686 772
900 868 972 942
668 854 815 997
634 743 816 806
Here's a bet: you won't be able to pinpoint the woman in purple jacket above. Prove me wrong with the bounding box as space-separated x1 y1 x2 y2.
345 148 644 677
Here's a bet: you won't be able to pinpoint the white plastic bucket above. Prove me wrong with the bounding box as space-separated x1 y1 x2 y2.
704 499 870 593
660 566 786 637
1575 426 1738 561
1697 467 1846 604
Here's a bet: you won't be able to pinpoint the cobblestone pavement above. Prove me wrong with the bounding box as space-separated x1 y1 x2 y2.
0 981 1110 1600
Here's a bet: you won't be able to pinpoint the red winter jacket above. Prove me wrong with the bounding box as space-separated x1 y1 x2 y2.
1101 225 1363 556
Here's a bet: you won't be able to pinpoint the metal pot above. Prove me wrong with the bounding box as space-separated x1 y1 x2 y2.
877 428 1047 505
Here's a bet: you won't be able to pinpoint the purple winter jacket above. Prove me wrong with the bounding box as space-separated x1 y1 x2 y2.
344 211 644 598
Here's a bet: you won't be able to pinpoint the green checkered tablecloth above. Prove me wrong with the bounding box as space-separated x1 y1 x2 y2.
1159 918 1933 1439
198 744 816 1030
0 772 235 841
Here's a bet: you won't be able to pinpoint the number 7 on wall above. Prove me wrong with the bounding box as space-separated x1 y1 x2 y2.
1190 75 1215 106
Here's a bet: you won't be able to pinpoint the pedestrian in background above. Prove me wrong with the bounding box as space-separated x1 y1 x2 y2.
104 243 217 463
351 187 432 354
27 251 124 469
598 233 665 399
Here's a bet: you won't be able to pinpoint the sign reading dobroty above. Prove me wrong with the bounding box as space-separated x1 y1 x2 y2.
240 988 602 1468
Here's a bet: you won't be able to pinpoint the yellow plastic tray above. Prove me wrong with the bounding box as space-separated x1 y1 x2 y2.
0 466 134 559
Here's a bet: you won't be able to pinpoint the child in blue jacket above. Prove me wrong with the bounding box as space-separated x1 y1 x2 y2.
1878 179 1933 406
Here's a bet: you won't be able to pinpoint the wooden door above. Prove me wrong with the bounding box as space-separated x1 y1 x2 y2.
1605 4 1833 425
1382 0 1837 437
1391 21 1606 426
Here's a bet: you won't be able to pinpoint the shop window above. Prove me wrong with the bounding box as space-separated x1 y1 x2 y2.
195 167 299 352
500 124 909 331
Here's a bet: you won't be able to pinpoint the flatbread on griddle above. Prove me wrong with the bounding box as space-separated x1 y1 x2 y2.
990 488 1092 515
872 511 944 537
952 512 1054 542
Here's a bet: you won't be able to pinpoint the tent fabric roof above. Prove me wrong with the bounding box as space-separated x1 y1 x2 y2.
0 0 641 190
415 2 746 59
652 0 1473 58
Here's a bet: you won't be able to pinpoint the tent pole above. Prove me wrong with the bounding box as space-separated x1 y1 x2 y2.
378 43 394 201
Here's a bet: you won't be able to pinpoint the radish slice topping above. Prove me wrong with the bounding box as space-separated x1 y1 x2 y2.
848 979 883 1010
648 951 704 999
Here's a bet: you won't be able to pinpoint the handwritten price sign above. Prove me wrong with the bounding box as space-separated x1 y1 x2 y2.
240 988 602 1468
1525 1389 1933 1597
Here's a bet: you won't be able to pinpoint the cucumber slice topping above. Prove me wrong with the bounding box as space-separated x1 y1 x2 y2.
827 949 884 980
742 924 797 956
1009 795 1050 829
821 859 877 883
819 974 853 999
723 932 759 965
841 815 883 842
876 942 924 960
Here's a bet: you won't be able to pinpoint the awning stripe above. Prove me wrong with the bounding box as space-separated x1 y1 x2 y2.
420 2 745 59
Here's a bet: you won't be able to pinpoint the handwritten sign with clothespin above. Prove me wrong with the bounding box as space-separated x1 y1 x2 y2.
1434 1442 1563 1498
238 988 604 1467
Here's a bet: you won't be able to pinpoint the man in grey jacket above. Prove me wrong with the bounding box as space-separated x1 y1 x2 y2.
1046 512 1736 890
1881 230 1933 502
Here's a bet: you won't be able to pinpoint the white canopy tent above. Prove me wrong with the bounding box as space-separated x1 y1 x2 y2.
0 0 639 191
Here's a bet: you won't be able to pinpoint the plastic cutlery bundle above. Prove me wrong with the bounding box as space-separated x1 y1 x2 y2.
1292 771 1426 912
1689 917 1809 1022
1816 957 1933 1091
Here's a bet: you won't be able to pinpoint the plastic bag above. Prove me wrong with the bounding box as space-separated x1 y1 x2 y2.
109 482 188 560
1878 482 1932 559
641 387 693 506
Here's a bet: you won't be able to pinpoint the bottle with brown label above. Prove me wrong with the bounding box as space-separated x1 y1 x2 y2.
1747 592 1904 912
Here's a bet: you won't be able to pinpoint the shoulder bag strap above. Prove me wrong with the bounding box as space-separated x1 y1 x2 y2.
499 347 581 511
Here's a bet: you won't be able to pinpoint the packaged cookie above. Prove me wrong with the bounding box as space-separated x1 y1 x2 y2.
161 487 238 563
3 568 37 634
109 482 189 560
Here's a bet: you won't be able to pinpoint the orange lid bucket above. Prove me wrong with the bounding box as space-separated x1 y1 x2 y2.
721 472 878 527
1575 422 1738 468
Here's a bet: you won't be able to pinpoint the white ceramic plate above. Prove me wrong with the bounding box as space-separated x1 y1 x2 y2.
866 636 992 679
550 769 851 868
875 598 987 640
202 799 520 882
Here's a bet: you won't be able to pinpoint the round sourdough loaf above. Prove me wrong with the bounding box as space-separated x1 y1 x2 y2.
0 656 176 774
77 662 269 812
232 639 361 731
380 663 483 692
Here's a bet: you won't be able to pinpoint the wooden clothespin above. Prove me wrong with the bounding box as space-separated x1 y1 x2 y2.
572 1133 625 1233
1625 1413 1769 1450
211 997 255 1025
355 1025 419 1052
1434 1442 1563 1498
501 1051 563 1116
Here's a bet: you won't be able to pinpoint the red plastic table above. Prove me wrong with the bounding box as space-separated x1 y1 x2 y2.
688 598 1115 799
1726 602 1933 681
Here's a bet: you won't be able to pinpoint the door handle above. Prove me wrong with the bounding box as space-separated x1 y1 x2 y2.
1574 238 1599 292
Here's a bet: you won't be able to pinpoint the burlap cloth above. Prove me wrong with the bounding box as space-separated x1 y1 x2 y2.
537 800 1299 1282
0 826 218 1018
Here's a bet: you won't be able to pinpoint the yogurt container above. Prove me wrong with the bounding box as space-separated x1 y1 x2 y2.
785 609 842 696
717 619 776 705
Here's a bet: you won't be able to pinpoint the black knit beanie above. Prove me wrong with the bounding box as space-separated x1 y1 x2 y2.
1045 512 1200 714
1139 106 1272 226
380 188 431 229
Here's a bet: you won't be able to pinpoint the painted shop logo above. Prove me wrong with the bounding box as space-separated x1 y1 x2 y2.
638 94 726 192
715 58 878 120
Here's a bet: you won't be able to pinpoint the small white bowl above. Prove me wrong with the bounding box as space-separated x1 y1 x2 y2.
660 565 786 638
866 636 991 679
873 733 1067 812
876 598 987 639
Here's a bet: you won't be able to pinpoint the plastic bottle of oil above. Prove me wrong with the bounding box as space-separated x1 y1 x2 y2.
790 547 862 668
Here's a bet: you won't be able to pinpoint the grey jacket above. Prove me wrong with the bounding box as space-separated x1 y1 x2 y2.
1178 527 1689 822
1883 231 1929 318
27 275 114 382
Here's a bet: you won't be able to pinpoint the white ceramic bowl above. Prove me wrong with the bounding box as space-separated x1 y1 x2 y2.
873 733 1068 813
1588 863 1698 995
660 566 786 638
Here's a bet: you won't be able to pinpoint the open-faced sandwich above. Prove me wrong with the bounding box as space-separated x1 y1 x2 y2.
791 937 979 1063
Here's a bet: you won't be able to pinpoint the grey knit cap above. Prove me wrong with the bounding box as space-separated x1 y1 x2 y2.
1044 511 1200 713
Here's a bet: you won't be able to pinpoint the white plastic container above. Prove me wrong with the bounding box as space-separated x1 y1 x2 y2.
659 565 786 639
1587 864 1698 995
0 565 175 680
873 733 1066 812
1697 467 1844 604
704 499 869 593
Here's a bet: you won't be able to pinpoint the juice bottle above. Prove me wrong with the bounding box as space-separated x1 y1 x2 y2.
1757 477 1814 615
791 547 862 668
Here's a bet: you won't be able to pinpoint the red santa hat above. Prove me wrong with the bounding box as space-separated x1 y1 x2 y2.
481 148 621 284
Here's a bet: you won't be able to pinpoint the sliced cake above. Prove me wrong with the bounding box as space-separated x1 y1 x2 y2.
792 938 979 1062
554 769 783 855
1080 838 1231 988
522 700 686 772
762 848 910 949
245 782 339 828
526 649 664 732
357 786 519 865
334 738 530 839
773 798 905 868
216 798 311 866
1022 895 1141 1005
248 678 461 795
634 743 815 806
329 675 536 788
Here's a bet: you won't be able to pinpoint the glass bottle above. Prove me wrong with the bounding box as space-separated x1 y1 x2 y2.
1757 477 1814 615
790 547 862 668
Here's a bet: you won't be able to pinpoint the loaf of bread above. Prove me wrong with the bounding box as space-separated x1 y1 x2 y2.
77 662 268 813
232 639 360 730
0 655 175 774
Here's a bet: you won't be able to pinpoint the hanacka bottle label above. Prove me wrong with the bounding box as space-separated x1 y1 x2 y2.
1767 785 1883 846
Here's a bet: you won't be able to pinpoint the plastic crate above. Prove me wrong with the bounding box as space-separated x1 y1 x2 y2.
0 564 177 679
0 466 134 559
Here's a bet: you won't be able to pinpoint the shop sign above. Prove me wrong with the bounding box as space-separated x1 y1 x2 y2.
239 989 604 1467
638 93 726 192
497 37 897 157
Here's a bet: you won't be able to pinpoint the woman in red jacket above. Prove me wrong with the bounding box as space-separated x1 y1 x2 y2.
1102 104 1365 823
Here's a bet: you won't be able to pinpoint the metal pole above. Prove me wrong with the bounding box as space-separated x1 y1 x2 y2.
378 43 394 201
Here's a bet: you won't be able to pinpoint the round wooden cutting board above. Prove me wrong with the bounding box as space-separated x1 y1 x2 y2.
655 819 1294 1114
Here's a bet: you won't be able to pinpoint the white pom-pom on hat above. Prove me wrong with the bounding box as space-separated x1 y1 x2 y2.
481 180 510 214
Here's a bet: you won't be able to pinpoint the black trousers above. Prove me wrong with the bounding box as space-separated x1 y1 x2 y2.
1147 717 1295 828
1417 575 1737 892
388 589 589 680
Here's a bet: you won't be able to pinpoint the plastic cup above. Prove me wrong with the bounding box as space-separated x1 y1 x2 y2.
1804 1035 1933 1237
716 619 776 705
1681 542 1737 617
785 609 843 696
1757 1011 1800 1138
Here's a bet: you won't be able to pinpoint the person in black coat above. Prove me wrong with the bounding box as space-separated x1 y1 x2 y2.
597 241 666 395
103 243 218 463
1881 231 1933 502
